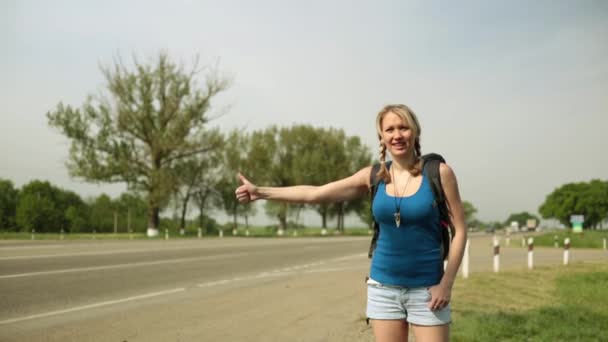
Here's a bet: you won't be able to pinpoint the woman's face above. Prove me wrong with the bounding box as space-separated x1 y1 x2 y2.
380 111 415 158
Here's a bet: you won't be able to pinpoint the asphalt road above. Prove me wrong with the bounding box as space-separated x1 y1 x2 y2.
0 234 605 341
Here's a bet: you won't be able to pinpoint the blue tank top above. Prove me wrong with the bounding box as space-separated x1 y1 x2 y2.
369 169 443 287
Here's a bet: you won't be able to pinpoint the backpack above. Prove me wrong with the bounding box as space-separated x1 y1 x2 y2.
367 153 454 261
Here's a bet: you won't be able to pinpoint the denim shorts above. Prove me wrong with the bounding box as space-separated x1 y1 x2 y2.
366 278 451 326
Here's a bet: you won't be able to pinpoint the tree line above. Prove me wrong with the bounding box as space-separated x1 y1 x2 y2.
3 53 605 234
0 122 373 234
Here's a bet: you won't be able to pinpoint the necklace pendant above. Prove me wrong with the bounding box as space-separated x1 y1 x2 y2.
394 212 401 227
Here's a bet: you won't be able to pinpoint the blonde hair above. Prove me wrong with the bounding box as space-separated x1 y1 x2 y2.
375 104 422 182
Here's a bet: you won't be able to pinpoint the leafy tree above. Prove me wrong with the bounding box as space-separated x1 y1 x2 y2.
325 133 372 231
172 128 224 231
218 130 250 232
539 180 608 229
504 212 539 229
306 127 348 229
0 179 19 230
65 205 89 233
47 53 229 236
115 192 148 232
462 200 478 227
357 197 374 230
60 190 89 232
335 134 372 231
88 194 115 233
15 181 63 232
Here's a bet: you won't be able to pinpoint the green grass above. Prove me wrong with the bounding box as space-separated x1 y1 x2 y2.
213 226 372 237
0 227 373 240
451 262 608 341
0 231 150 240
533 230 608 249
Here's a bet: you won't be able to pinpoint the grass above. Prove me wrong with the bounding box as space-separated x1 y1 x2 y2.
0 231 149 240
532 230 608 249
451 261 608 341
0 226 373 240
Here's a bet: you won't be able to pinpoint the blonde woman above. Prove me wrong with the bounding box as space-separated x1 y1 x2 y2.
235 104 467 342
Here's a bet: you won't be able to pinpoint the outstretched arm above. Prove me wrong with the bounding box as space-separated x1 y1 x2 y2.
235 166 372 204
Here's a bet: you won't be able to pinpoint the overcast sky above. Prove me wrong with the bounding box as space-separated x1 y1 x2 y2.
1 0 607 226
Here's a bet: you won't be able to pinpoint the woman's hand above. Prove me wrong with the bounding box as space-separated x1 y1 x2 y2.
235 173 260 203
427 282 452 311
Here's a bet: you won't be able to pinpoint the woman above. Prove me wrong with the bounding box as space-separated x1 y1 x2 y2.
235 104 467 342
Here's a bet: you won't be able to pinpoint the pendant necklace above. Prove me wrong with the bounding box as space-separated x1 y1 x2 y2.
391 164 411 227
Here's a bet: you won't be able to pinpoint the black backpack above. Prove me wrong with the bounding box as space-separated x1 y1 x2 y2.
367 153 454 261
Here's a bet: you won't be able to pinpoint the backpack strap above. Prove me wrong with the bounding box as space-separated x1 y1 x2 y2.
421 154 454 261
367 162 385 258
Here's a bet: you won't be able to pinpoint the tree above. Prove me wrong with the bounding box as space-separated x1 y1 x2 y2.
325 133 372 232
462 200 478 228
47 53 229 236
218 130 249 232
88 194 115 233
115 192 148 233
504 212 539 229
539 180 608 229
0 179 19 230
171 128 224 232
60 189 89 233
15 180 63 232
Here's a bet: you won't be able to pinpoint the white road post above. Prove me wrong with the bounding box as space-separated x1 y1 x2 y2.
219 229 223 238
603 237 607 250
198 227 202 239
165 229 169 240
60 228 64 240
521 236 526 248
321 228 327 236
564 238 570 265
246 229 250 237
527 237 534 270
31 229 35 240
505 230 510 247
462 239 470 279
493 235 500 273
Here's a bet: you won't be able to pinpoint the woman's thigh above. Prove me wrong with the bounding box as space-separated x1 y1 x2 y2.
371 319 409 342
411 323 449 342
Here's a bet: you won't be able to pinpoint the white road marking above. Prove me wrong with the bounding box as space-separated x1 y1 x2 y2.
0 248 166 260
0 288 186 325
0 239 362 260
0 243 253 260
0 252 368 326
0 253 248 279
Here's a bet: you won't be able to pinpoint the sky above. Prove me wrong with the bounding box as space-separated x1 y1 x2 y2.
1 0 607 227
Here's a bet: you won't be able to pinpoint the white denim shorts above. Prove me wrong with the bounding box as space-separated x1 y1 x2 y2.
366 278 451 326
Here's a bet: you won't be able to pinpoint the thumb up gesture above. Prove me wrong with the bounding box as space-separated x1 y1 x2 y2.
235 173 260 203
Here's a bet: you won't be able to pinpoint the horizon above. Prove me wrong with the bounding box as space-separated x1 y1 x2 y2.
2 1 607 226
